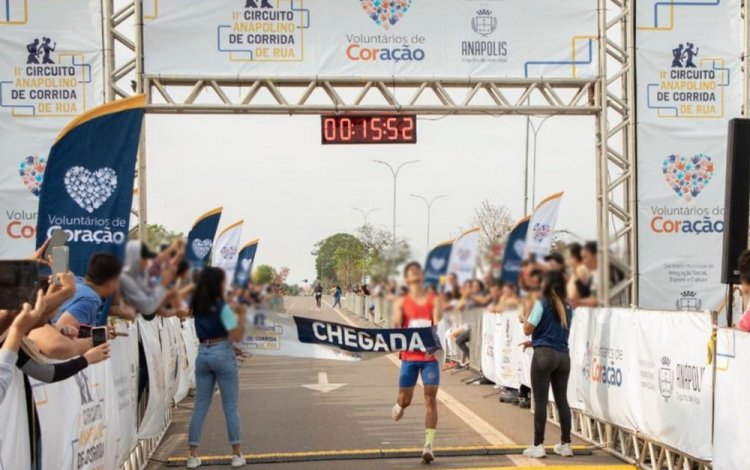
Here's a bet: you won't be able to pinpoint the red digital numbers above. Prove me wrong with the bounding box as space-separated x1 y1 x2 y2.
321 115 417 145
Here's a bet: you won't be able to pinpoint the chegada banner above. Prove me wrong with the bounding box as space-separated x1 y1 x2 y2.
142 0 598 79
635 0 742 310
0 0 104 259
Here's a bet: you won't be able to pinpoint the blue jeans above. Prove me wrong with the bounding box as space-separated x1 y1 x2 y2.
188 341 241 446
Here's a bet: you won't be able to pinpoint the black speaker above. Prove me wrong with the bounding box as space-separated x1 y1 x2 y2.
721 118 750 284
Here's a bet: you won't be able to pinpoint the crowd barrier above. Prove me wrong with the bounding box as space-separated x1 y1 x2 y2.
342 294 392 326
0 316 199 470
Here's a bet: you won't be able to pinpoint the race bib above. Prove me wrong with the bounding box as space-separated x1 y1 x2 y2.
408 319 432 329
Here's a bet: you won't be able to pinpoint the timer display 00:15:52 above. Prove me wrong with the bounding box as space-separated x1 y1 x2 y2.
321 115 417 144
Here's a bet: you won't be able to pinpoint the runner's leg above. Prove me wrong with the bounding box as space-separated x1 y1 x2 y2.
421 361 440 463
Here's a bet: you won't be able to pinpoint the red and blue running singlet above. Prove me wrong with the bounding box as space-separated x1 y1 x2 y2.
400 292 436 362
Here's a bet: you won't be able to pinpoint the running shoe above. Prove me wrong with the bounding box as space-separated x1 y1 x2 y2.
522 444 547 458
553 442 574 457
186 456 201 468
231 455 246 467
391 403 405 422
421 445 435 464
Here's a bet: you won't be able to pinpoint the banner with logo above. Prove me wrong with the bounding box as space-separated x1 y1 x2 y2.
447 227 480 284
212 220 244 282
142 0 597 79
570 308 713 459
137 317 169 438
714 328 750 470
489 310 521 389
423 240 453 287
0 368 31 470
524 192 563 260
34 96 145 275
186 207 223 269
238 308 440 360
635 0 742 310
0 0 104 259
499 217 530 285
106 321 140 468
233 239 259 288
480 312 497 383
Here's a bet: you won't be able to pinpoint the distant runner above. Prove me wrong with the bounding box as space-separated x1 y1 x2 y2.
390 261 443 464
314 283 323 311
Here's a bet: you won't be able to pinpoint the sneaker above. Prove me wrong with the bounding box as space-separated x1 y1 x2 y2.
186 456 202 468
391 403 405 422
553 442 574 457
421 445 435 464
231 455 246 467
517 397 531 409
522 444 546 458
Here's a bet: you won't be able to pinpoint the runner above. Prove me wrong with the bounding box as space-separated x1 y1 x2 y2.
390 261 443 464
313 283 323 311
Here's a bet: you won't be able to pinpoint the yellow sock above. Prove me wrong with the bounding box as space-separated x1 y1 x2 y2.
424 428 436 448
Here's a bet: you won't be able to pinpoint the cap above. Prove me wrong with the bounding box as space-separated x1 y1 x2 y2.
544 252 565 266
141 242 158 259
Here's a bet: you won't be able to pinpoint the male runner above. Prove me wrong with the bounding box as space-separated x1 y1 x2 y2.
313 283 323 311
391 261 443 463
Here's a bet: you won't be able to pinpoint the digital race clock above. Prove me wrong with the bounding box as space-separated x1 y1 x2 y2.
321 115 417 145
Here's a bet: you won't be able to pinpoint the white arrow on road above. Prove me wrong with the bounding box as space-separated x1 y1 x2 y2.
302 372 346 393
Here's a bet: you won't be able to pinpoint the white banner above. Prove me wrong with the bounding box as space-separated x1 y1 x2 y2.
524 192 563 259
0 0 104 258
635 0 742 310
106 321 140 469
570 308 713 459
138 317 169 438
0 367 31 470
212 220 244 283
480 312 496 383
714 328 750 470
447 228 480 284
491 310 520 389
142 0 597 79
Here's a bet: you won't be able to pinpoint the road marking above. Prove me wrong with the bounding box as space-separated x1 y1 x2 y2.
302 371 346 393
323 300 544 467
449 467 635 470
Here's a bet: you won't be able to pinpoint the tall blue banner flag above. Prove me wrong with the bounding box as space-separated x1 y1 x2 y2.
186 207 223 269
35 96 146 275
499 217 530 285
233 239 259 287
423 241 453 287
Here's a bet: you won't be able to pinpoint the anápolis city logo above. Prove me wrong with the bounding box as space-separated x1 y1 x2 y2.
359 0 413 30
19 156 46 196
63 166 118 214
471 9 497 36
532 223 551 243
662 154 714 202
429 256 446 272
191 239 213 260
659 356 675 402
221 245 238 260
676 290 702 311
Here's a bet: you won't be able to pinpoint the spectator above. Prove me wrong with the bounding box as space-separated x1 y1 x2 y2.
572 241 598 307
469 280 492 308
493 282 520 312
486 280 505 313
120 241 178 319
522 270 574 458
566 242 592 304
187 267 246 468
333 285 343 308
544 252 566 272
736 250 750 332
450 281 474 367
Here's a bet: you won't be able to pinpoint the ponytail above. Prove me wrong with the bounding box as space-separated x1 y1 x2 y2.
542 269 569 329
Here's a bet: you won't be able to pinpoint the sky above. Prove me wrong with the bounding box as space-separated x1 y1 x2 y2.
145 114 596 284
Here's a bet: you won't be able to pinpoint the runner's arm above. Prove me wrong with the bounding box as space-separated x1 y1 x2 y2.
433 295 443 324
391 298 404 328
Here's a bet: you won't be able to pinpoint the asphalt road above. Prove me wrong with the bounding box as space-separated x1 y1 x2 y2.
147 296 629 470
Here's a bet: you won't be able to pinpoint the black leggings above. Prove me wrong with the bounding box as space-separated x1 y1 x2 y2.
530 347 571 446
456 329 471 360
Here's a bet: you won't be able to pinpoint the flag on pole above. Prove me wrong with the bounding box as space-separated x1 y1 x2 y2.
524 192 564 259
423 240 453 287
35 96 145 275
499 216 531 285
233 239 260 288
212 220 244 282
447 227 480 284
186 207 223 269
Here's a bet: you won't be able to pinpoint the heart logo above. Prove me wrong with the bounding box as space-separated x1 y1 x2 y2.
359 0 413 30
64 166 117 214
662 153 714 202
430 257 446 272
19 156 46 196
191 239 212 260
532 223 551 243
240 258 253 271
513 240 525 257
221 245 238 260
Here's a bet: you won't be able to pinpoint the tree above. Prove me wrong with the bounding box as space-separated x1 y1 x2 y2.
354 224 412 282
272 266 290 285
129 224 184 249
471 199 514 256
253 264 274 284
312 233 364 286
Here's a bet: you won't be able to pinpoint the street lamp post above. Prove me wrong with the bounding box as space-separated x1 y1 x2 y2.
410 194 447 252
372 160 420 247
352 207 380 283
523 115 553 214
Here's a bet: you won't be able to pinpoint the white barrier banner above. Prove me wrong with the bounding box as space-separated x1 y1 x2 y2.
173 320 194 404
492 311 520 389
138 317 169 438
0 0 104 258
571 308 713 459
635 0 742 310
182 318 199 390
480 312 496 383
714 328 750 470
142 0 597 79
107 322 140 468
0 368 31 470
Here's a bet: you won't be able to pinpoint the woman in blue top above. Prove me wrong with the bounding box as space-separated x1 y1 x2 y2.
186 267 246 468
522 270 574 459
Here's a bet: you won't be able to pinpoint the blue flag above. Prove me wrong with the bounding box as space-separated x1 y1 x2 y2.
35 96 145 275
499 217 530 285
186 207 223 269
233 239 259 288
423 240 453 287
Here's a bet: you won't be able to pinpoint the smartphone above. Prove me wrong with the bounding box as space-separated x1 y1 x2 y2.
92 326 108 347
77 325 92 338
44 229 69 261
0 261 40 309
51 246 69 284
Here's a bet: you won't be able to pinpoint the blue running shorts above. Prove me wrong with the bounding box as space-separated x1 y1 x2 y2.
399 360 440 388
